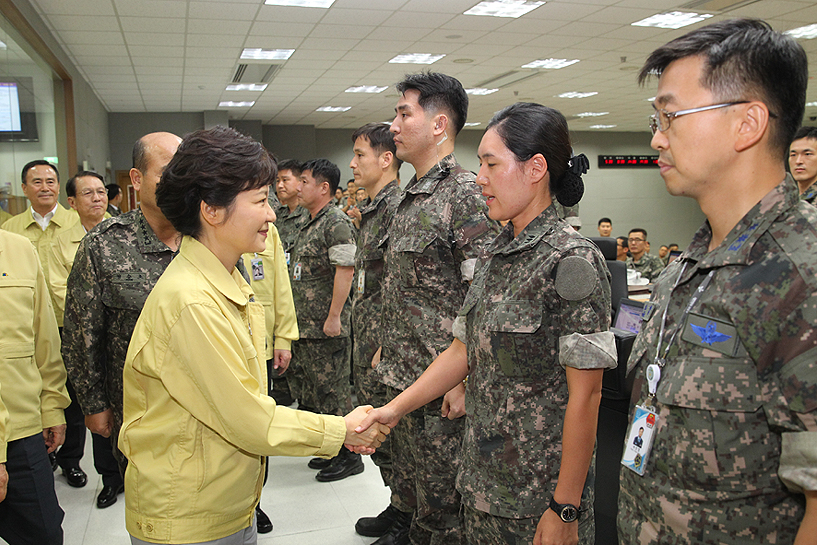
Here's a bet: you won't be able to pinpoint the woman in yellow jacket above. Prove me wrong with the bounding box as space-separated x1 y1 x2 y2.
119 126 389 545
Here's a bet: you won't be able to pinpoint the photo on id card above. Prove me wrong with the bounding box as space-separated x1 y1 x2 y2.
621 405 658 476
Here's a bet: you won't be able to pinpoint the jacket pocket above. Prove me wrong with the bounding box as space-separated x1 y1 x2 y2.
656 355 761 412
102 272 149 310
392 230 439 289
487 301 555 379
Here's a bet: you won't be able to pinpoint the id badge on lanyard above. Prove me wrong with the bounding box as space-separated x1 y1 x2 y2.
621 264 716 476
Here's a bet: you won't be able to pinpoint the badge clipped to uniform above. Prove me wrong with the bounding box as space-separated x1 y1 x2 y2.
621 404 659 476
251 256 264 281
357 269 365 294
285 251 291 266
293 262 302 281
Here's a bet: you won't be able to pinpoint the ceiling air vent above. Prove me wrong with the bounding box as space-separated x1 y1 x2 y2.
231 63 281 84
678 0 760 12
476 70 541 89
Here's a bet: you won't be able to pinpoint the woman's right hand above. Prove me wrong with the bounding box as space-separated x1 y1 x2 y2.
343 405 390 454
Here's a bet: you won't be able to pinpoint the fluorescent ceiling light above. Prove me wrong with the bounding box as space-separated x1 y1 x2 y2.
240 48 294 60
464 0 545 18
389 53 445 64
785 24 817 39
464 122 482 127
219 101 255 107
466 88 499 95
265 0 335 7
226 84 267 91
316 106 351 112
0 40 6 50
576 112 608 117
590 124 617 129
807 102 817 107
632 11 713 30
521 58 579 69
345 85 388 93
557 91 597 99
646 96 656 102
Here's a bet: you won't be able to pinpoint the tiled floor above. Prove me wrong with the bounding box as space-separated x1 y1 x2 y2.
3 431 391 545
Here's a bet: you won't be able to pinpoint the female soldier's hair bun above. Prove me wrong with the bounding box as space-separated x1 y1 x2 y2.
554 154 588 207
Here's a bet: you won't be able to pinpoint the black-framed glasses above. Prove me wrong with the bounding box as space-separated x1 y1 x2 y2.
649 101 750 135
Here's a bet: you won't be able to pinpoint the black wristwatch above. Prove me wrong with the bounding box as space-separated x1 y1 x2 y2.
549 497 581 523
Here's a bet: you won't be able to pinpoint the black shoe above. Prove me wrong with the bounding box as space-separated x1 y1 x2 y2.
370 509 411 545
255 506 273 534
63 466 88 488
270 389 294 406
308 457 332 470
315 451 364 482
49 452 58 471
96 484 124 508
355 504 403 537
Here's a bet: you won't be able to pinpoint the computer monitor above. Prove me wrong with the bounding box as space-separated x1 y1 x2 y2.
613 298 645 335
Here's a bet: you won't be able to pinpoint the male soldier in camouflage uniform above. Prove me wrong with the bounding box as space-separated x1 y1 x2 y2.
789 126 817 206
618 19 817 544
270 158 307 406
288 158 360 481
625 228 664 282
373 72 499 545
346 123 406 540
62 132 182 446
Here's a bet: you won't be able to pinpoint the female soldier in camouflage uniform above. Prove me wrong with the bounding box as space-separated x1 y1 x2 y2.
357 102 616 544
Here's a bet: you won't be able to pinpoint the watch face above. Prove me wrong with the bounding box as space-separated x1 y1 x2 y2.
561 506 578 522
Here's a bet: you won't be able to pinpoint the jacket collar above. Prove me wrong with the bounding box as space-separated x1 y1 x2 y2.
405 153 457 196
134 208 177 255
682 174 797 270
488 205 560 256
179 235 251 306
360 179 400 216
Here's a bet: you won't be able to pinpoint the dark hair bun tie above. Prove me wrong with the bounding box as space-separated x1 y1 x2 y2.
556 154 588 207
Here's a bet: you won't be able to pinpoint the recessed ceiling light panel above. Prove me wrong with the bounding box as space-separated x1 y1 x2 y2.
557 91 597 99
785 24 817 39
240 48 295 61
345 85 388 93
576 112 608 117
464 0 545 18
465 88 499 95
521 58 579 69
226 84 268 91
389 53 445 64
632 11 713 30
806 101 817 107
589 124 617 129
316 106 351 112
265 0 335 7
464 122 482 127
219 101 255 107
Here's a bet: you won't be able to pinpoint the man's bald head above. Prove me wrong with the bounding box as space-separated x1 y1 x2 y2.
133 132 182 175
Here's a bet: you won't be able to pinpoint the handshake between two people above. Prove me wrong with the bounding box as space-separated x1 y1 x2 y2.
342 405 401 455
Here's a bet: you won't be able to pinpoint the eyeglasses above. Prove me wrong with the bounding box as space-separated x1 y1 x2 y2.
78 189 108 198
628 237 645 243
649 101 749 135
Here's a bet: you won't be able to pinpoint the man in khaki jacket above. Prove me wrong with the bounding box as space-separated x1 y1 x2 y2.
0 229 70 544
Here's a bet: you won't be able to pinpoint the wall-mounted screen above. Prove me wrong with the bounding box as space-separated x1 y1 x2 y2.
0 77 38 142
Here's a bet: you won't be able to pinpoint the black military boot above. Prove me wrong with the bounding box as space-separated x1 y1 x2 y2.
370 509 411 545
355 504 402 537
315 449 364 482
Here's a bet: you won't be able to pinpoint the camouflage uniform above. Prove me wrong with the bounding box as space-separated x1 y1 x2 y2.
625 252 665 282
378 153 499 544
455 206 614 544
618 175 817 544
62 209 176 436
801 183 817 206
289 202 356 416
351 179 402 488
274 203 307 268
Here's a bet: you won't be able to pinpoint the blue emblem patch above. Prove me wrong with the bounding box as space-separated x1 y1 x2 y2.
690 320 732 345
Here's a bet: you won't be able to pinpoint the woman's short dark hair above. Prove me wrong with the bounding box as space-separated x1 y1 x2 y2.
486 102 584 207
156 126 277 238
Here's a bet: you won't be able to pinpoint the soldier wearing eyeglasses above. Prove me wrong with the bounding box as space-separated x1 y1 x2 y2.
618 18 817 545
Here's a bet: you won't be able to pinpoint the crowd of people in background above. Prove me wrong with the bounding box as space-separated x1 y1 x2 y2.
1 16 816 545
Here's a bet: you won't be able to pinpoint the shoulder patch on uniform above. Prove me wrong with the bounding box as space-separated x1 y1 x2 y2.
555 255 598 301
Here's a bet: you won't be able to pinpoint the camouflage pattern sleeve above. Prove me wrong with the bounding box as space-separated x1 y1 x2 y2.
450 191 498 281
62 236 110 415
325 210 356 268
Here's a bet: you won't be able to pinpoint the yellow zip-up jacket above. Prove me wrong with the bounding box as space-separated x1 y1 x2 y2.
0 230 69 462
119 236 345 544
242 223 299 360
46 220 86 327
